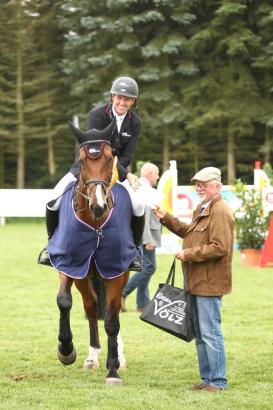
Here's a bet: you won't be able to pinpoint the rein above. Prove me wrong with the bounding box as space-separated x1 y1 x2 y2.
75 178 113 237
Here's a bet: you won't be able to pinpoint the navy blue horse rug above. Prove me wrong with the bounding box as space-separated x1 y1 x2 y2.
47 183 137 279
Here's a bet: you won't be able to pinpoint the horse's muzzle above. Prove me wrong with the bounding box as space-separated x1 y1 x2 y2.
90 203 107 219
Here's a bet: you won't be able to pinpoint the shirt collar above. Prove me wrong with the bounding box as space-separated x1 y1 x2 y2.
139 176 152 186
112 106 127 122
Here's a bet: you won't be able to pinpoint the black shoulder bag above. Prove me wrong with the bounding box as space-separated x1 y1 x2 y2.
139 258 195 342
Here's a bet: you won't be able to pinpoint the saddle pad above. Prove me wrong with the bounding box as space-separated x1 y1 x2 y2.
48 182 137 279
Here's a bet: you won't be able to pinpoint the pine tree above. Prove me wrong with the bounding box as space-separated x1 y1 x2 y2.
184 0 273 183
0 0 74 188
59 0 198 179
0 1 18 187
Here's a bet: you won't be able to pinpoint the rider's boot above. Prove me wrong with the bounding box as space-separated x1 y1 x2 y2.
37 207 59 266
129 214 145 272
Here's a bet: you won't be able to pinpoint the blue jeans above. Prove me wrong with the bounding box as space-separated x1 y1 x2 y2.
122 246 156 308
191 295 227 389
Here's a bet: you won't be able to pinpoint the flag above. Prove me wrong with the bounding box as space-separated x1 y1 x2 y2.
157 161 178 215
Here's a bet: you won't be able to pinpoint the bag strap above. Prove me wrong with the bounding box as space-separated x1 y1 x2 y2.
166 256 188 290
166 257 176 286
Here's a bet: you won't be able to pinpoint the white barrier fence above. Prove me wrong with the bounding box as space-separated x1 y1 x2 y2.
0 189 51 225
0 188 181 253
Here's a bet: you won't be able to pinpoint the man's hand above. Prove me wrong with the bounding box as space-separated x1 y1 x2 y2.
176 250 185 261
127 172 140 191
145 243 155 251
152 204 166 219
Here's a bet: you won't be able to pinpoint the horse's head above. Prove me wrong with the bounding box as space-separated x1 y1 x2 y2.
69 119 118 220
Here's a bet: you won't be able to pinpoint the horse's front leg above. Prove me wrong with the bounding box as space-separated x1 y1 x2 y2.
56 272 77 365
74 277 101 370
104 272 129 385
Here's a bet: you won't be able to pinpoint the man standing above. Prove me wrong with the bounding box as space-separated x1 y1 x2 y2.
153 167 233 392
122 163 162 312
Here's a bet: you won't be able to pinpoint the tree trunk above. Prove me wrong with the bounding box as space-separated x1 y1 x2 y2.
227 127 235 184
0 148 3 187
47 117 56 175
16 3 25 189
193 132 199 172
264 127 271 164
162 132 170 171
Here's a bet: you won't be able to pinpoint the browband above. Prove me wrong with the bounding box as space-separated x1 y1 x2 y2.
79 139 111 148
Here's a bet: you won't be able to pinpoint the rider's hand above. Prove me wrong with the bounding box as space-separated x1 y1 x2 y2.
127 172 140 191
152 204 166 219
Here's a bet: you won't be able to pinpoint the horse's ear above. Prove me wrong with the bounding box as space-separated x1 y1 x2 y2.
68 121 86 145
68 117 117 145
99 118 117 142
84 118 117 143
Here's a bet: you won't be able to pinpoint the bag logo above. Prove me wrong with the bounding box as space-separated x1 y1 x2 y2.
153 292 187 325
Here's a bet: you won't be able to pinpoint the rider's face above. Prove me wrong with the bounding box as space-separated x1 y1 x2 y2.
112 94 135 116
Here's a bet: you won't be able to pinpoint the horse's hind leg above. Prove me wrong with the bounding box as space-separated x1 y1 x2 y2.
56 272 77 365
74 277 101 370
104 273 128 385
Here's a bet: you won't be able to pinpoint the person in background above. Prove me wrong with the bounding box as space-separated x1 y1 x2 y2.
153 167 233 393
38 76 144 271
121 163 162 312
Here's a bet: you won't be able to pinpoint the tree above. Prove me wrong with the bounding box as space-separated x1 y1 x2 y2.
0 0 74 188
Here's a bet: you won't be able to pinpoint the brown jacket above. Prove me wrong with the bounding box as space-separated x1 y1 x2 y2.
161 195 233 296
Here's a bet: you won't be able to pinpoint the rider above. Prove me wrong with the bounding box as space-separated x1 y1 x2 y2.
38 76 144 271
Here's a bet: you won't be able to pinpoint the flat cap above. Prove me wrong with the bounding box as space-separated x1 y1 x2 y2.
191 167 221 182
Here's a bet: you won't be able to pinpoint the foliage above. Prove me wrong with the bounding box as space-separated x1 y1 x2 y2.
1 221 273 409
1 1 273 187
0 0 73 188
262 161 273 185
233 179 272 249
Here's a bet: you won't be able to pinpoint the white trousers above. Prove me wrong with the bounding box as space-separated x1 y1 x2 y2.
47 172 145 216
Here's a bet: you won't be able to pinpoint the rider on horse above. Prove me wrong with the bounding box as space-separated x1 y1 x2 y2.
38 76 144 271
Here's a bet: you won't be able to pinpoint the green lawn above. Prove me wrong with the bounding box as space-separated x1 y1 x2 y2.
1 220 273 409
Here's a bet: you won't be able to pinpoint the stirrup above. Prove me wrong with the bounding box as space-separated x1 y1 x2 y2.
129 259 143 272
37 247 52 267
129 249 143 272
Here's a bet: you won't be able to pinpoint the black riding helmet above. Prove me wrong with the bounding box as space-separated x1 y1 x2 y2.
110 76 139 99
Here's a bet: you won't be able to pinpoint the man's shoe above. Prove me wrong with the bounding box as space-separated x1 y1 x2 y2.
202 385 224 393
129 247 143 272
37 248 52 267
192 383 208 391
137 307 145 313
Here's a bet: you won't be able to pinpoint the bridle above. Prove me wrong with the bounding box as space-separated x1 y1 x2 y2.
75 140 115 215
76 178 111 201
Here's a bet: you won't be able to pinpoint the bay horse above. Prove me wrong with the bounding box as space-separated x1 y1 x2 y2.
47 119 137 385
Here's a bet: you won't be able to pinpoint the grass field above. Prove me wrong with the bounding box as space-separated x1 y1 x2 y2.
1 220 273 409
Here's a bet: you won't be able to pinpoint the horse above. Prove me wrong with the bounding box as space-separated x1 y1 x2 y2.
47 119 137 385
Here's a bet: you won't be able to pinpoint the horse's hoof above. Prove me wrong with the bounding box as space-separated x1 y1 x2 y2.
57 345 77 365
106 377 122 386
83 359 100 370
